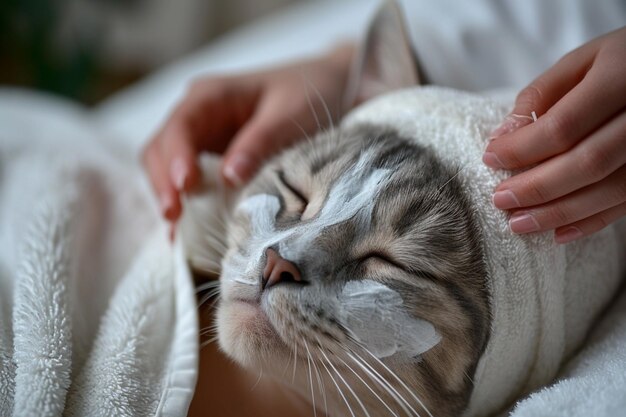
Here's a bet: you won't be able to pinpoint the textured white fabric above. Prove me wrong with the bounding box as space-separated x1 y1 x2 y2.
2 0 625 414
343 86 626 417
0 90 198 417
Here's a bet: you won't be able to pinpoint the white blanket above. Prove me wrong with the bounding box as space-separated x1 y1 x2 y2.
1 0 626 413
0 90 198 417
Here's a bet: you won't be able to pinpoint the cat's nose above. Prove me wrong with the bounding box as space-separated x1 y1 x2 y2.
262 248 303 290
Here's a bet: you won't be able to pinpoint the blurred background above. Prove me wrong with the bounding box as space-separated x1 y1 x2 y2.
0 0 307 105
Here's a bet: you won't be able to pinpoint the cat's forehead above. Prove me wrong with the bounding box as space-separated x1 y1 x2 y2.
279 125 428 181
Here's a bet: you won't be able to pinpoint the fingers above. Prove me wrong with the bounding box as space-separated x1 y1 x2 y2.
554 202 626 244
493 111 626 209
142 142 182 221
489 45 595 139
158 121 202 192
143 77 260 221
170 78 258 154
221 89 312 186
486 28 626 242
507 164 626 236
484 31 626 170
142 122 201 224
485 65 625 170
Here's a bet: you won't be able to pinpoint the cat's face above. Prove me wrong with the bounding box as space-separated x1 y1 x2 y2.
216 125 491 417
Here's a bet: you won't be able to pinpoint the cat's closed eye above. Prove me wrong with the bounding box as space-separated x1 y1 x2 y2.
276 170 308 215
359 251 405 270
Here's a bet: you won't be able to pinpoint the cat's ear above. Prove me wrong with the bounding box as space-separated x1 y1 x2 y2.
344 0 422 109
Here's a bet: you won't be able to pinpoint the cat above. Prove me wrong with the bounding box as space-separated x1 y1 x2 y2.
180 1 625 416
212 123 490 416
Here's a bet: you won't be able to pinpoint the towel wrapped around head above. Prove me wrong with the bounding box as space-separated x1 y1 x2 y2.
342 85 626 416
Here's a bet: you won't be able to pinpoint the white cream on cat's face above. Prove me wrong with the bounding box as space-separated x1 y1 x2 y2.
218 150 441 367
212 126 490 417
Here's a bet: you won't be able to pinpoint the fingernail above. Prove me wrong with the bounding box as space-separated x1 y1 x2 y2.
492 190 521 209
554 227 583 244
489 114 533 140
160 193 174 218
482 152 505 169
509 213 541 234
223 154 255 187
170 157 188 190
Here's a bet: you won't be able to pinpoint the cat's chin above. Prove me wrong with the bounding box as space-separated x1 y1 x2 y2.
216 300 289 369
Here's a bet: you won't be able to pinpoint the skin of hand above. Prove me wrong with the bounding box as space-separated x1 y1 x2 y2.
483 26 626 244
142 44 355 223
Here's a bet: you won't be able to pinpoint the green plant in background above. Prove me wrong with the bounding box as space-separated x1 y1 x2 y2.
0 0 99 103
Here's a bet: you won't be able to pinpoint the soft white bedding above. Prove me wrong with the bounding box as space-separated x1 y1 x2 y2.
1 0 625 415
0 90 198 416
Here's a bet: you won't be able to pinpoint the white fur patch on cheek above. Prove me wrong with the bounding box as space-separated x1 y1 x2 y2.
338 280 441 358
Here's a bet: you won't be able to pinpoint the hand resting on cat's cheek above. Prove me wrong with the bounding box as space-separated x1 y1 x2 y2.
142 44 355 223
483 26 626 244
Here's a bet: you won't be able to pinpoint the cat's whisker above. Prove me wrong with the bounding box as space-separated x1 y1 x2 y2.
303 340 318 417
360 347 435 417
302 77 323 133
228 276 256 286
310 344 329 417
198 286 221 299
197 288 221 305
195 280 220 293
282 341 295 378
194 267 221 278
343 349 418 417
198 291 221 310
292 342 299 383
199 324 219 335
436 163 467 193
200 335 219 349
317 346 357 417
318 345 371 417
250 369 263 392
288 116 316 147
302 75 336 136
334 354 401 417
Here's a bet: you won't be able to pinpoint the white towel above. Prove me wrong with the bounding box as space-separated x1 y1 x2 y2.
0 90 198 417
343 86 626 416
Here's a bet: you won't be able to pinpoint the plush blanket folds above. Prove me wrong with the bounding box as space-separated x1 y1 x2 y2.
0 90 198 417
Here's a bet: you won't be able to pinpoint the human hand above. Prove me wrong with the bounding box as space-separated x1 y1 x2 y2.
483 26 626 244
142 44 354 222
